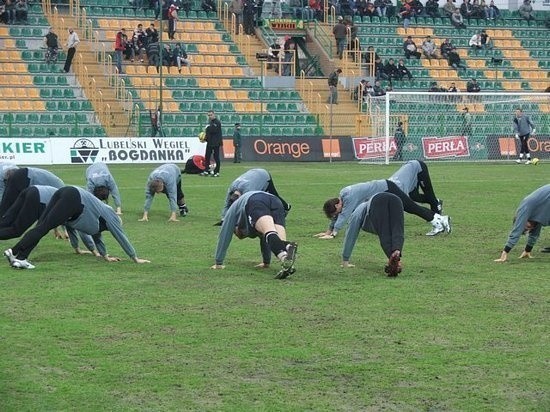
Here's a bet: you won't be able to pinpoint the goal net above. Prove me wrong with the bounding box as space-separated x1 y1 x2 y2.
355 92 550 163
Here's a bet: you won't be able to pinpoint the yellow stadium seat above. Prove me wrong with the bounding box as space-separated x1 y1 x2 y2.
165 102 179 112
4 89 15 98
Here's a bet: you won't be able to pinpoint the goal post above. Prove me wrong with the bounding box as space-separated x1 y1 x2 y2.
355 92 550 164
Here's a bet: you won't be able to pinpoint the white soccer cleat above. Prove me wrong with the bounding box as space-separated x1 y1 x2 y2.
11 258 35 269
440 215 452 234
525 160 531 165
515 159 522 164
426 221 444 236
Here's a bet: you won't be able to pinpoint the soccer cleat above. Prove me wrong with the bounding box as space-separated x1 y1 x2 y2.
4 248 15 265
525 160 531 165
440 215 452 234
211 173 220 177
199 171 209 176
11 258 35 269
274 266 296 280
515 159 522 164
179 204 189 217
384 250 402 277
281 242 298 271
426 222 444 236
436 199 443 214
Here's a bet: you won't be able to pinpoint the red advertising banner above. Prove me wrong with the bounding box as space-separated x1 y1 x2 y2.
352 137 397 160
422 136 470 159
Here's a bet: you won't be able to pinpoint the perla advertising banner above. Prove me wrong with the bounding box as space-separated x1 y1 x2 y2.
0 137 205 165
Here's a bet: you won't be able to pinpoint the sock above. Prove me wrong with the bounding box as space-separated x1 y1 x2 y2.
264 231 287 259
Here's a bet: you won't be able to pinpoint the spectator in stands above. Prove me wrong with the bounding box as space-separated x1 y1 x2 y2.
403 35 421 59
243 0 255 35
425 0 439 18
168 2 179 40
363 1 377 18
374 0 388 17
44 27 59 64
356 0 369 17
282 36 294 76
448 47 466 71
267 38 281 72
469 32 482 50
467 78 481 92
365 80 374 97
131 24 147 63
14 0 27 24
384 58 400 84
200 110 223 177
114 28 127 75
460 0 473 19
333 16 347 60
63 28 80 73
4 0 15 24
373 80 386 96
364 45 379 76
480 29 492 49
180 0 192 12
448 82 460 92
440 38 453 59
327 68 342 104
375 57 389 82
409 0 424 16
229 0 243 33
256 0 264 24
173 43 190 72
443 0 456 17
353 79 367 101
397 58 413 80
309 0 322 21
422 36 438 60
152 0 160 19
451 8 467 28
398 0 413 28
471 0 485 19
340 0 355 16
150 106 164 137
461 107 472 135
145 23 159 46
487 0 499 19
519 0 535 21
202 0 217 13
429 81 441 92
161 0 170 19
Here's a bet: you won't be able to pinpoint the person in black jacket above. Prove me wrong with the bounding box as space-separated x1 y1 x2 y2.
200 110 223 177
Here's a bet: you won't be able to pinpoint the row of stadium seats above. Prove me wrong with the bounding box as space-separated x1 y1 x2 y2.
0 126 106 137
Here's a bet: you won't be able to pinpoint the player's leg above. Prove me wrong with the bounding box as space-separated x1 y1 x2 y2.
0 187 42 239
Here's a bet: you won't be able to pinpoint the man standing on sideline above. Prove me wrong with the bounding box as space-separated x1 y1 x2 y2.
85 162 122 215
392 121 406 161
211 191 298 280
341 193 404 277
114 28 126 74
513 107 536 164
63 27 80 73
232 123 242 164
494 184 549 262
0 167 64 216
219 168 291 222
327 68 342 104
139 163 188 222
200 110 223 177
4 186 150 270
0 162 18 200
389 160 444 215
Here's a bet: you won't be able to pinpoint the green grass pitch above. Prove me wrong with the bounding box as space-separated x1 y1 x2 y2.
0 161 548 410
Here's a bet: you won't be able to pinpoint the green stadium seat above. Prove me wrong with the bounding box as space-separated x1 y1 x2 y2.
39 113 52 124
28 113 40 124
33 126 46 136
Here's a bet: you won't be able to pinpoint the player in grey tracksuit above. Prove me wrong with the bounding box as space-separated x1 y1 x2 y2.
140 163 187 221
495 184 550 262
213 191 297 279
388 160 442 214
0 162 18 200
341 192 405 277
319 179 450 238
4 186 150 269
513 108 536 164
220 168 290 221
0 167 64 215
86 162 122 214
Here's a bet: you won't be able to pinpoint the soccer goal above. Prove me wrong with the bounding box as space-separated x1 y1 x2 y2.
355 92 549 164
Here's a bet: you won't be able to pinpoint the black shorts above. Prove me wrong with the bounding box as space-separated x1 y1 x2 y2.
245 193 286 228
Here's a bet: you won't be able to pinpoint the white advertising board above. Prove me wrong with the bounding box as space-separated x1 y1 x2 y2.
0 137 205 165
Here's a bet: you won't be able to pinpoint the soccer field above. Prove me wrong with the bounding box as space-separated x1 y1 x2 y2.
0 161 548 410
